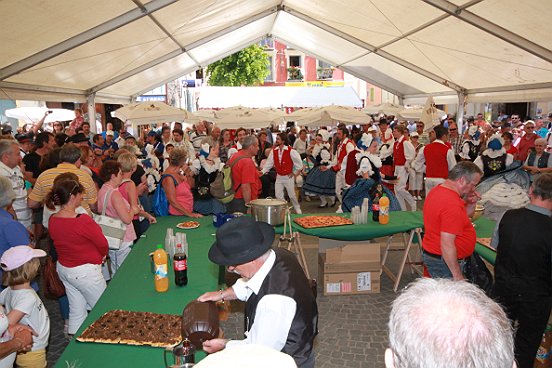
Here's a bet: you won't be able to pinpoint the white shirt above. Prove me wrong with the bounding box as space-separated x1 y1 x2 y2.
0 288 50 351
227 250 296 352
0 306 16 368
413 139 457 174
292 138 308 155
0 161 31 229
262 146 303 178
395 136 416 166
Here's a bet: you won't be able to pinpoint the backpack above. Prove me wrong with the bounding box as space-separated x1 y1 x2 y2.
152 174 178 216
210 156 248 204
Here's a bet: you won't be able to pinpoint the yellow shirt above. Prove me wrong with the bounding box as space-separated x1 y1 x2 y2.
28 163 97 212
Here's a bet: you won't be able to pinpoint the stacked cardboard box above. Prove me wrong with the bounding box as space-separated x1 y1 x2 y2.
318 243 381 295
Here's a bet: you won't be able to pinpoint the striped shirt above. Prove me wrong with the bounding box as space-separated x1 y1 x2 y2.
0 161 32 229
28 163 97 213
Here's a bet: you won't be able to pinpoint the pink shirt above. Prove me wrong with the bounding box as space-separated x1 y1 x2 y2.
119 180 139 220
169 179 194 216
98 183 136 243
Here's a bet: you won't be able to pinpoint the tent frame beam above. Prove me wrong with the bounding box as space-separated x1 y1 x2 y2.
0 0 178 81
282 5 467 94
89 6 278 94
422 0 552 63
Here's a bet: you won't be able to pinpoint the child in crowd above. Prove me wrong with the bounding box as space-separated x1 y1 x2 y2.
0 246 50 368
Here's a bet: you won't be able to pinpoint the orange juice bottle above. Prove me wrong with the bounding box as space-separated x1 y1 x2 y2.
379 194 390 225
153 244 169 292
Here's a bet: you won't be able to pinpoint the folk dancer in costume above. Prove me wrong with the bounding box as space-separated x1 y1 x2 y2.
392 125 417 211
408 132 425 200
341 133 400 212
262 133 303 214
413 125 457 195
303 130 336 208
474 135 514 179
459 125 482 162
332 127 355 204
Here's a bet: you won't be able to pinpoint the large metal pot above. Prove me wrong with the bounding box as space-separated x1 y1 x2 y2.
248 198 288 226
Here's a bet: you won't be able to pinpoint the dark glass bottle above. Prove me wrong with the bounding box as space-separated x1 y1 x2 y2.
173 252 188 286
372 194 380 222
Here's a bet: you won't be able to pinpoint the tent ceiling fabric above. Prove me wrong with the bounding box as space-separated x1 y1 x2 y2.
0 0 551 104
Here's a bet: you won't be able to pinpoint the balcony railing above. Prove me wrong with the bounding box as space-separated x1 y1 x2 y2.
317 67 334 80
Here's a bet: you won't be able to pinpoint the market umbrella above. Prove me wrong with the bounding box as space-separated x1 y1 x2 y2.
5 107 76 123
287 105 369 126
209 106 285 129
362 102 403 116
112 101 197 133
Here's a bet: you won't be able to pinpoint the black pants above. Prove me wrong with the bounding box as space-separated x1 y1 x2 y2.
493 288 552 368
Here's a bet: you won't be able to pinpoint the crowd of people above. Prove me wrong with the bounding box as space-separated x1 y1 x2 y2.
0 107 551 367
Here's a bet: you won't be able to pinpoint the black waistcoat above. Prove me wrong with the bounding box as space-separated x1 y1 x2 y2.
527 151 550 168
494 208 552 296
481 153 507 177
244 248 318 367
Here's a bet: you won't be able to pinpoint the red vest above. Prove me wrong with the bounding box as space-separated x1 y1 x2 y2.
425 142 450 179
333 138 353 171
393 138 408 166
273 147 293 176
345 150 360 186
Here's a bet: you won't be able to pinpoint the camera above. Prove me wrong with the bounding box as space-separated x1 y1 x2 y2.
47 110 53 114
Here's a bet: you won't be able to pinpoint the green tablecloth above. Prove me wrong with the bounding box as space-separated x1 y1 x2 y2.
274 211 425 240
473 216 497 265
55 216 219 368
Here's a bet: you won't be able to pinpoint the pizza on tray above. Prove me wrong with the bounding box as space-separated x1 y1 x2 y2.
77 310 182 348
294 216 353 229
176 221 200 229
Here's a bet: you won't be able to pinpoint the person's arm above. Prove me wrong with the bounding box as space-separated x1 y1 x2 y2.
6 309 26 327
241 183 252 204
412 146 426 172
446 148 457 170
261 150 274 175
473 156 484 172
290 149 303 176
125 182 140 213
79 215 109 257
0 328 32 358
30 112 48 135
440 232 464 281
110 190 136 224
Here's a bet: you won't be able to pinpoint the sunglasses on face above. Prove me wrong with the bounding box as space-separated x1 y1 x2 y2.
449 128 457 131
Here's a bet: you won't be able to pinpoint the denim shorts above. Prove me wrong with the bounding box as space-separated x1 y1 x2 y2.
423 253 467 279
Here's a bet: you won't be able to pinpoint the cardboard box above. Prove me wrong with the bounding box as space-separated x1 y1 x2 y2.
319 243 381 295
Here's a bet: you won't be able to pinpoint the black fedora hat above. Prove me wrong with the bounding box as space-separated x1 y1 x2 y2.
69 133 89 143
208 217 275 266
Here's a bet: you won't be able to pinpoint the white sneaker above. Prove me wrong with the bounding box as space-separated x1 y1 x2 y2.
305 195 311 202
335 206 343 214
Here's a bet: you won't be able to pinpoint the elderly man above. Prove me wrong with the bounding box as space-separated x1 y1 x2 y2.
227 136 261 213
202 126 221 148
0 140 32 229
422 162 482 280
386 278 515 368
198 217 318 368
492 173 552 368
523 138 552 179
516 120 538 161
28 143 97 213
190 121 208 151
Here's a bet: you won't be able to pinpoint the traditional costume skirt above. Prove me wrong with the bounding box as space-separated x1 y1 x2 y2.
341 178 401 212
303 166 336 196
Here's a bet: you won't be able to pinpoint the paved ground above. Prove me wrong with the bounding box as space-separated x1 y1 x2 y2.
44 197 423 367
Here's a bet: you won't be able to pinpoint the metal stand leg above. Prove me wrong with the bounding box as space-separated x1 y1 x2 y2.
277 209 311 279
381 229 424 292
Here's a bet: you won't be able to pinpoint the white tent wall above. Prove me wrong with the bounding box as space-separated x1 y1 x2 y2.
0 0 550 106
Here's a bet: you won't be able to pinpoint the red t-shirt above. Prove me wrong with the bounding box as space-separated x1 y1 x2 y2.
49 214 109 267
229 152 260 200
422 185 476 258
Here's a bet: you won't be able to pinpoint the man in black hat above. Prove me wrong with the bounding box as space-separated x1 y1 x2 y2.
69 132 91 147
198 217 318 368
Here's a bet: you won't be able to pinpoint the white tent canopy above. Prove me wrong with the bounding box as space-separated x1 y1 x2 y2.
0 0 551 105
197 86 362 108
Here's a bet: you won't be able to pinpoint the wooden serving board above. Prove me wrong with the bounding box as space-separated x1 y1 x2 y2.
77 310 182 348
294 216 353 229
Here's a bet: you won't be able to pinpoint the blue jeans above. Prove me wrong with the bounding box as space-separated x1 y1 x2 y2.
423 253 467 279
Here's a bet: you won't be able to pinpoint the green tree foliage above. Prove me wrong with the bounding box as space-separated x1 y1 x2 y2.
206 44 270 86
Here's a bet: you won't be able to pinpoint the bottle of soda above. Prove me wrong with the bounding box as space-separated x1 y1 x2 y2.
173 250 188 287
153 244 169 292
379 194 390 225
372 194 380 222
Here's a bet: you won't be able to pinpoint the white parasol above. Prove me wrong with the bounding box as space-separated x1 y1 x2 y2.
287 105 369 127
5 107 76 124
208 106 285 129
112 101 197 133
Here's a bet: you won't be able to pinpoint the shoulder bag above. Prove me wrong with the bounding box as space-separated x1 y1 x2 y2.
93 189 126 250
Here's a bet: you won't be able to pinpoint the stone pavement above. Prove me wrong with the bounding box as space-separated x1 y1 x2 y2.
44 198 423 367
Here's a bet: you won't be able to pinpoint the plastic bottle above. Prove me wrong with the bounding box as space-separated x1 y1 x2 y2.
372 194 380 222
173 250 188 286
153 244 169 292
379 194 389 225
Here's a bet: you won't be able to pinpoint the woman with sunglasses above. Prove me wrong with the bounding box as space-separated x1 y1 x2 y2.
47 173 108 338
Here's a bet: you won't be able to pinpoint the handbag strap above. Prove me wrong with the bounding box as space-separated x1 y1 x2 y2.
101 188 114 217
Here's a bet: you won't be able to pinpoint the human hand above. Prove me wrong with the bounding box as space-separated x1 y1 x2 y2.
202 338 228 354
147 214 157 224
197 291 222 303
465 190 481 205
188 213 203 218
11 326 33 352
